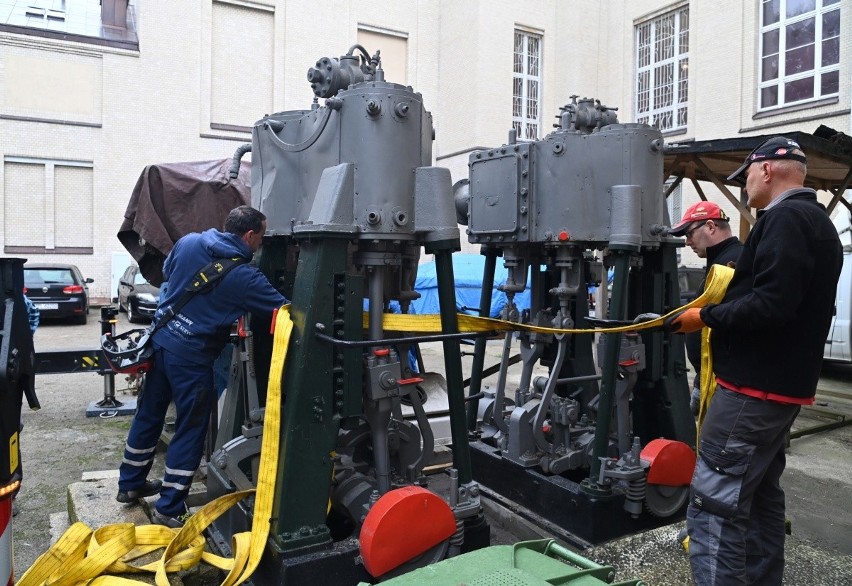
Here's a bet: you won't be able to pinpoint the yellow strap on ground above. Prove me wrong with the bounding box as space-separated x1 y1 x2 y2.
18 306 293 586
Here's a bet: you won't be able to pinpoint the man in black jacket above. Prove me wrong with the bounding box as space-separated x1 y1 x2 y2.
669 201 743 414
667 137 843 585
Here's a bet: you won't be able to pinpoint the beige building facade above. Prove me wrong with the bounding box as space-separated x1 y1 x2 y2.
1 0 849 300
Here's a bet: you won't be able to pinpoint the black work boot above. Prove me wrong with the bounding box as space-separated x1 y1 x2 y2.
116 479 162 503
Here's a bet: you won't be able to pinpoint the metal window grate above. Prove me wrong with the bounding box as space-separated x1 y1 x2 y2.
635 7 689 132
512 30 543 141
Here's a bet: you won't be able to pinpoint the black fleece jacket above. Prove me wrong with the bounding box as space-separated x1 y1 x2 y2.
685 236 744 387
700 190 842 398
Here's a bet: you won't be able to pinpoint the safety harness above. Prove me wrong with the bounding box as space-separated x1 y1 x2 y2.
154 256 249 333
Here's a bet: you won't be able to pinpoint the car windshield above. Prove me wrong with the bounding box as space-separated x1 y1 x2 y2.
25 269 75 285
133 272 148 285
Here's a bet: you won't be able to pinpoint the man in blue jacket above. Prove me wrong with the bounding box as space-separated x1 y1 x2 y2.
116 205 287 527
667 137 843 585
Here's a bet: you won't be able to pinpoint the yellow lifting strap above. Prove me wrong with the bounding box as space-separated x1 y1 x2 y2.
372 264 734 437
371 264 734 337
17 306 294 586
19 265 734 585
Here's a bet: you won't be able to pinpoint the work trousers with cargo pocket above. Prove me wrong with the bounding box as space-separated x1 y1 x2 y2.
687 386 800 586
118 346 215 517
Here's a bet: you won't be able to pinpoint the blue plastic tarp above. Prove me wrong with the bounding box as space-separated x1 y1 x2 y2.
410 254 531 318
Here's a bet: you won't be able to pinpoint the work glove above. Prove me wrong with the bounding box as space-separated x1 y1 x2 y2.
663 307 704 334
689 386 701 416
632 312 661 324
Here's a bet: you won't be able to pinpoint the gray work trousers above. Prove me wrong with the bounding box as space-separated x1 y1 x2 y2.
687 386 800 585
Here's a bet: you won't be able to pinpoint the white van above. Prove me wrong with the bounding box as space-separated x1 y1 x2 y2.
825 205 852 363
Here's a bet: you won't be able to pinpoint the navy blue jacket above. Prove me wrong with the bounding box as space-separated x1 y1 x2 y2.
700 190 842 398
152 229 286 365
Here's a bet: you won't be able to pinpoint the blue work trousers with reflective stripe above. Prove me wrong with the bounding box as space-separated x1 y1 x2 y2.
118 347 215 517
687 386 800 586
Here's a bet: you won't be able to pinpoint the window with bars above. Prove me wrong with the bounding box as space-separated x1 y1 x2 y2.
635 7 689 133
512 30 542 141
758 0 840 110
665 179 683 227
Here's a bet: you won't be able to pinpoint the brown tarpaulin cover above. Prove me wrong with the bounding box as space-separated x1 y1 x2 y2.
117 159 251 286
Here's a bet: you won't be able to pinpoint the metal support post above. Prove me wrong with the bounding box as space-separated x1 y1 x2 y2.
430 243 473 485
466 248 498 430
86 306 136 417
582 252 630 495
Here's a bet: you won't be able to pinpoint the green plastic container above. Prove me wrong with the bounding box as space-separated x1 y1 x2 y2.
359 539 646 586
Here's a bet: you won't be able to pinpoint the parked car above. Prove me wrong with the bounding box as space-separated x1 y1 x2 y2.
117 265 160 323
23 263 92 324
825 206 851 363
677 266 704 306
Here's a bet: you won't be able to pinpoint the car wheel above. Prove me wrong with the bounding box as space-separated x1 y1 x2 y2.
75 313 87 325
127 302 136 324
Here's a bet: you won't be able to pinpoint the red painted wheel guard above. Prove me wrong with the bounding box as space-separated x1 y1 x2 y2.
359 486 456 578
641 438 696 486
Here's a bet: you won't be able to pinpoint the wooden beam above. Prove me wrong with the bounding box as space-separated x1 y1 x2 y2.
739 189 751 241
692 155 757 225
665 175 684 199
689 178 709 202
825 165 852 215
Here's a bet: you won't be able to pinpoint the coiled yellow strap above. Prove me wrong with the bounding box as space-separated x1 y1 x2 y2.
18 307 293 586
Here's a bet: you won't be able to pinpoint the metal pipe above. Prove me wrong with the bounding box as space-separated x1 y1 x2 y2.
346 43 372 61
465 248 498 429
532 335 568 452
228 143 252 179
315 329 499 348
368 267 384 341
366 265 392 493
405 386 434 482
490 328 514 433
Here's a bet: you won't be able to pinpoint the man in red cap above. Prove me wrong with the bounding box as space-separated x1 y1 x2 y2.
668 201 742 414
666 137 842 585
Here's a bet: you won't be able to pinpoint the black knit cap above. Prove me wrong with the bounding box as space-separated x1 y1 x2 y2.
727 136 807 184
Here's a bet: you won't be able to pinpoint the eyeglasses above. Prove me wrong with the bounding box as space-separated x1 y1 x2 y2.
684 221 708 239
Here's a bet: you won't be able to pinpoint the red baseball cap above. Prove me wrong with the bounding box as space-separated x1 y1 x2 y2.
669 201 729 236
